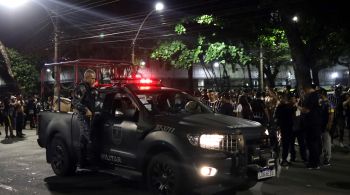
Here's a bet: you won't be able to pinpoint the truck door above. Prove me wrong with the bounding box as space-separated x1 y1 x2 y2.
105 92 141 169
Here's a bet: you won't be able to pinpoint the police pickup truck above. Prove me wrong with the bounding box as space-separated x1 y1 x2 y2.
37 79 277 194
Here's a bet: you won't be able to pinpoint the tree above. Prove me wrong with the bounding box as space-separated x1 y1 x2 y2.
0 40 18 91
269 0 350 89
7 49 40 95
253 28 292 88
151 15 251 91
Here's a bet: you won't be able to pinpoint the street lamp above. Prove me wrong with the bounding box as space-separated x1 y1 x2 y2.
131 2 164 64
331 72 338 79
140 60 146 66
292 16 298 23
0 0 59 63
331 72 338 86
1 0 60 107
0 0 28 9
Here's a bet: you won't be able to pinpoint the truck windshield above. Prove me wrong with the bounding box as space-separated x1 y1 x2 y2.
134 89 212 116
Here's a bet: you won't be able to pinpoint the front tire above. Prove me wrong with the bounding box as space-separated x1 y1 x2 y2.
146 152 190 195
49 135 76 176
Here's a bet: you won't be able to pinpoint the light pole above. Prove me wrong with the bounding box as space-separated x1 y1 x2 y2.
0 0 58 62
259 42 264 91
131 2 164 64
1 0 60 107
0 0 29 91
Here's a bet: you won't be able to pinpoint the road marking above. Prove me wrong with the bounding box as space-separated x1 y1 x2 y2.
0 183 18 192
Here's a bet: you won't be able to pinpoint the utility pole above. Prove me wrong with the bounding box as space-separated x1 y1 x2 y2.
259 43 264 91
51 11 61 111
131 2 164 64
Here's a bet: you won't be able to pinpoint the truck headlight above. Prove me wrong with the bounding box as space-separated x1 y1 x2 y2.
200 134 224 149
200 166 218 177
188 133 243 153
187 134 224 149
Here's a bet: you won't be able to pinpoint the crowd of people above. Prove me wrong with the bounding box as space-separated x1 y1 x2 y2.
1 83 350 170
0 94 53 139
198 84 350 169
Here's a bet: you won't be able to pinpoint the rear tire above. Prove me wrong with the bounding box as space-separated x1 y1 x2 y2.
49 135 76 176
146 152 190 195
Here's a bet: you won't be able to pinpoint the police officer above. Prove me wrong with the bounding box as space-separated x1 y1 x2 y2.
218 92 234 116
72 69 97 165
301 85 322 169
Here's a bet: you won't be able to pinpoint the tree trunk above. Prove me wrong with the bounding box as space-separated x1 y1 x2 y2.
0 40 18 91
281 12 312 91
200 56 217 90
263 66 276 88
311 67 320 86
188 66 193 92
0 40 14 78
246 63 254 89
348 64 350 87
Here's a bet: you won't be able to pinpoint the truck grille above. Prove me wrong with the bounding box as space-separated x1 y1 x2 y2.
220 134 243 153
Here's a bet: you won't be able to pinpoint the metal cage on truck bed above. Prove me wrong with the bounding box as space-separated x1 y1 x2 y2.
40 59 139 112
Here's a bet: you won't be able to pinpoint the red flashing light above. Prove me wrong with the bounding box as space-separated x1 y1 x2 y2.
139 86 151 90
140 78 153 84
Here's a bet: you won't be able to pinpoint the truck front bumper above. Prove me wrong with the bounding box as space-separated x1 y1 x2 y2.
189 149 277 186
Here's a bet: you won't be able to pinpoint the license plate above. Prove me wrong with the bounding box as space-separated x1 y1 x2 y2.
257 168 276 180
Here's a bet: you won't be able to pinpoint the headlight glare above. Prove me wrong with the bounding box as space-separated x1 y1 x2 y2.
200 134 224 149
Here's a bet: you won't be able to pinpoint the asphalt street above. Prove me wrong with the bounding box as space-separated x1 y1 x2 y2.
1 127 350 195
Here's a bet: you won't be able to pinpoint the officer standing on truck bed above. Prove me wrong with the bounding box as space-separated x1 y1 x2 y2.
72 69 97 165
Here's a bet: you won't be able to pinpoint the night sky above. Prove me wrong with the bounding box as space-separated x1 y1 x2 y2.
0 0 218 52
1 0 348 59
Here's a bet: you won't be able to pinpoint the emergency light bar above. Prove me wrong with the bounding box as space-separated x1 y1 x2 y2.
140 78 153 84
94 77 161 89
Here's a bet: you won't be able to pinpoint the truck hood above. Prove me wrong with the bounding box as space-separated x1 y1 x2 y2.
155 113 263 140
180 113 260 129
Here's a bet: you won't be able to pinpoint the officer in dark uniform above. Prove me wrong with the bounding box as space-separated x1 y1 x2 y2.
72 69 97 165
301 85 322 169
218 92 234 116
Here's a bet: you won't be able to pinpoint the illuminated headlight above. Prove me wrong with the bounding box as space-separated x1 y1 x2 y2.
200 166 218 177
200 134 224 149
188 133 243 153
187 134 225 149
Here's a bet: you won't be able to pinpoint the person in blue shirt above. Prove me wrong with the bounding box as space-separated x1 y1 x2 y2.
319 88 334 166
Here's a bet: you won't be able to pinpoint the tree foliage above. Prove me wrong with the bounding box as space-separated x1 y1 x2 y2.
256 28 292 87
7 48 40 95
151 14 252 90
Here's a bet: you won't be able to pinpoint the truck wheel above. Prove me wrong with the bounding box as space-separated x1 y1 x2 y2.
146 153 189 195
50 136 76 176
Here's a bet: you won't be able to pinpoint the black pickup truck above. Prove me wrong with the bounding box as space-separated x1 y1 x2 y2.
37 81 277 194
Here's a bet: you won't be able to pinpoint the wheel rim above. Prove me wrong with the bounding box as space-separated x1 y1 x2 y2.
150 161 176 194
52 144 65 173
